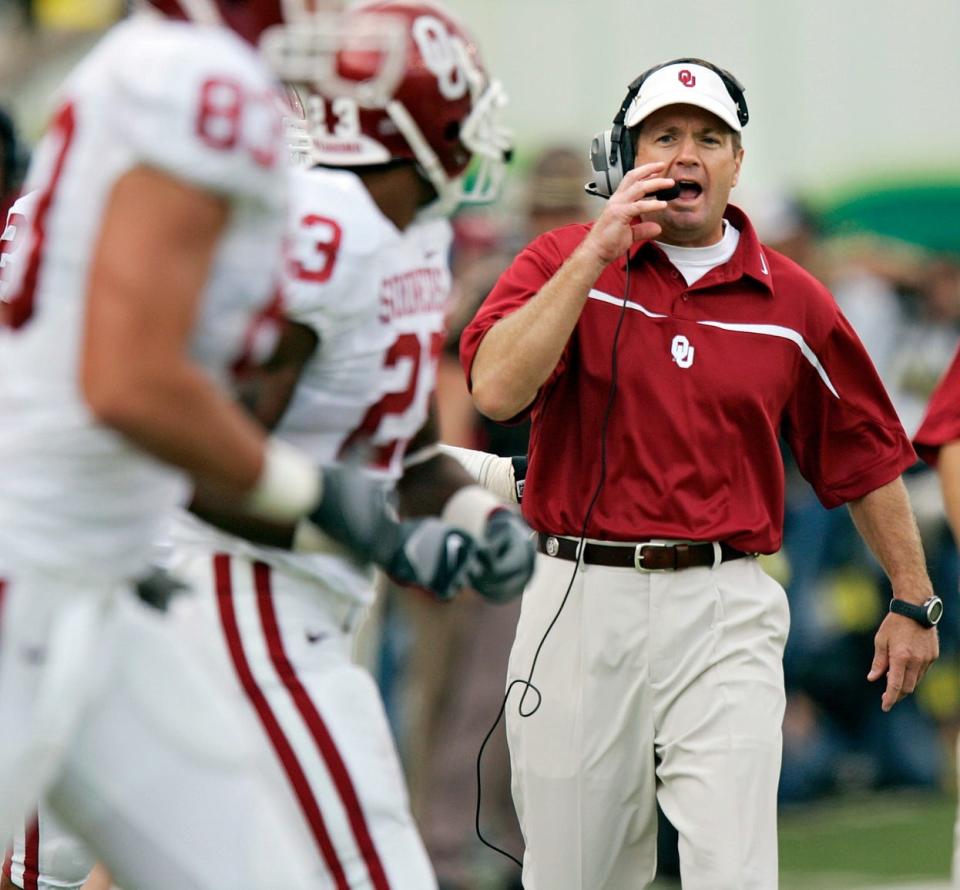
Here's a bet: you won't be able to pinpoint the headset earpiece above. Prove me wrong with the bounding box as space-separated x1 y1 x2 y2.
585 122 634 199
586 75 643 200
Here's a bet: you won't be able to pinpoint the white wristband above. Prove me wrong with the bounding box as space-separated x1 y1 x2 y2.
245 438 322 523
438 444 518 503
441 484 504 538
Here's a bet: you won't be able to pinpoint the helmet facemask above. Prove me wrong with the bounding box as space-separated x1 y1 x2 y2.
386 37 511 219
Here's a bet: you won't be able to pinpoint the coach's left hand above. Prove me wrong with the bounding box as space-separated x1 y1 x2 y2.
868 609 939 712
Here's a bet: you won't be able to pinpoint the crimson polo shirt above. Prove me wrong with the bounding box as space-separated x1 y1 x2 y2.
914 343 960 466
460 206 916 553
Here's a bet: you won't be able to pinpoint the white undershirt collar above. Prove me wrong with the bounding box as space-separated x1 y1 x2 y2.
655 220 741 286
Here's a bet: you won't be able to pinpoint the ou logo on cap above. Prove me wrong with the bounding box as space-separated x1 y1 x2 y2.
678 69 697 88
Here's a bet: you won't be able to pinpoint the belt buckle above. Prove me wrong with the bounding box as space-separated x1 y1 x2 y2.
634 542 673 573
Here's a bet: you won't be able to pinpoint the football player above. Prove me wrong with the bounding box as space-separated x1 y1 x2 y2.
160 2 531 886
0 2 483 889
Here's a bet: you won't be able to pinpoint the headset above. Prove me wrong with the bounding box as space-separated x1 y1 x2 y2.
585 57 749 199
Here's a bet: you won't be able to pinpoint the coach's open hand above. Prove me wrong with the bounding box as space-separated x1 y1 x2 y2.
868 609 939 712
580 161 674 264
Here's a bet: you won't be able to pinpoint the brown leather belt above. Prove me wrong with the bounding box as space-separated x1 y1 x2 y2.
536 533 749 571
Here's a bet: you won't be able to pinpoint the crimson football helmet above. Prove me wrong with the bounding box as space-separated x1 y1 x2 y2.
142 0 407 108
290 0 512 216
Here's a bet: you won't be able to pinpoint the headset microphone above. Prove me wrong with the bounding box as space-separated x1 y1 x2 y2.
585 179 682 202
654 184 682 201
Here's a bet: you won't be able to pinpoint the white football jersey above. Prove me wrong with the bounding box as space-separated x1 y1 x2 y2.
170 168 453 601
0 16 287 581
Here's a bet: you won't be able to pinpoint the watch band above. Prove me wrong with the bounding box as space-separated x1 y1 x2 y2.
889 595 943 628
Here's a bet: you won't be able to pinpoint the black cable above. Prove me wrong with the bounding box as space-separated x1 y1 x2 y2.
475 250 633 868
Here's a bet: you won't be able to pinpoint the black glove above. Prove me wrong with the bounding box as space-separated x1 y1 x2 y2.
468 508 535 603
134 566 190 612
307 464 478 600
307 462 394 563
381 517 477 601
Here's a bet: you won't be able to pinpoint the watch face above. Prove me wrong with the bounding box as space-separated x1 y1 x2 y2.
927 598 944 626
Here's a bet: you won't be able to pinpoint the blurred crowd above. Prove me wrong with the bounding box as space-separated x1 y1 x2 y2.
2 71 959 890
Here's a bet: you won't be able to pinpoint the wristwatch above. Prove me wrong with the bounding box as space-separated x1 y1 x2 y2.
889 595 944 628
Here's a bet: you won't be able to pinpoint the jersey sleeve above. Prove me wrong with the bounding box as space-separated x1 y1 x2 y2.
913 344 960 466
280 211 369 346
110 24 285 204
782 306 916 507
281 227 366 345
459 230 572 420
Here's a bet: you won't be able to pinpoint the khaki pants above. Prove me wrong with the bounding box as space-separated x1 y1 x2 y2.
506 550 789 890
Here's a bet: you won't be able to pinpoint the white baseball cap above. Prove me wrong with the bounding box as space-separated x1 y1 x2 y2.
624 62 744 132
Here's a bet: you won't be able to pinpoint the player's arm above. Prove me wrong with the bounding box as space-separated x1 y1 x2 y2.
397 404 534 602
397 406 476 517
847 477 939 712
469 163 672 421
235 319 319 431
188 318 318 547
436 443 525 505
80 165 285 498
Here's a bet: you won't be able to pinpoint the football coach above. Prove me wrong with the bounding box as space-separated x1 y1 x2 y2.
459 58 940 889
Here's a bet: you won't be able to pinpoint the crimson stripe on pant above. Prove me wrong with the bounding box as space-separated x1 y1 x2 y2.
212 554 350 890
21 817 39 890
252 561 393 890
1 816 38 889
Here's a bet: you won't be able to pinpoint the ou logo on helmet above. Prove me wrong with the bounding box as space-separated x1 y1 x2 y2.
412 15 472 101
671 334 695 369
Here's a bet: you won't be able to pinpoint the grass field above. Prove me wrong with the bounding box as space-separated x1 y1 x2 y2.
651 791 957 889
779 791 955 889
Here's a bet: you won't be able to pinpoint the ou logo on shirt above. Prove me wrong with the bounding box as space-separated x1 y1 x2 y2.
671 335 695 369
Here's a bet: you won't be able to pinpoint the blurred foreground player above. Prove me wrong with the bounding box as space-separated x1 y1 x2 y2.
0 2 480 889
165 3 529 886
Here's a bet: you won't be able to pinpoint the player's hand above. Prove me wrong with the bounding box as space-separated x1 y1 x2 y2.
468 509 536 603
306 462 394 563
305 463 478 600
385 518 478 601
867 611 939 712
581 162 675 265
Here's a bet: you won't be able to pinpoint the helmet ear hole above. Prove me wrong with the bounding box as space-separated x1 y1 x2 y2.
443 120 461 142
